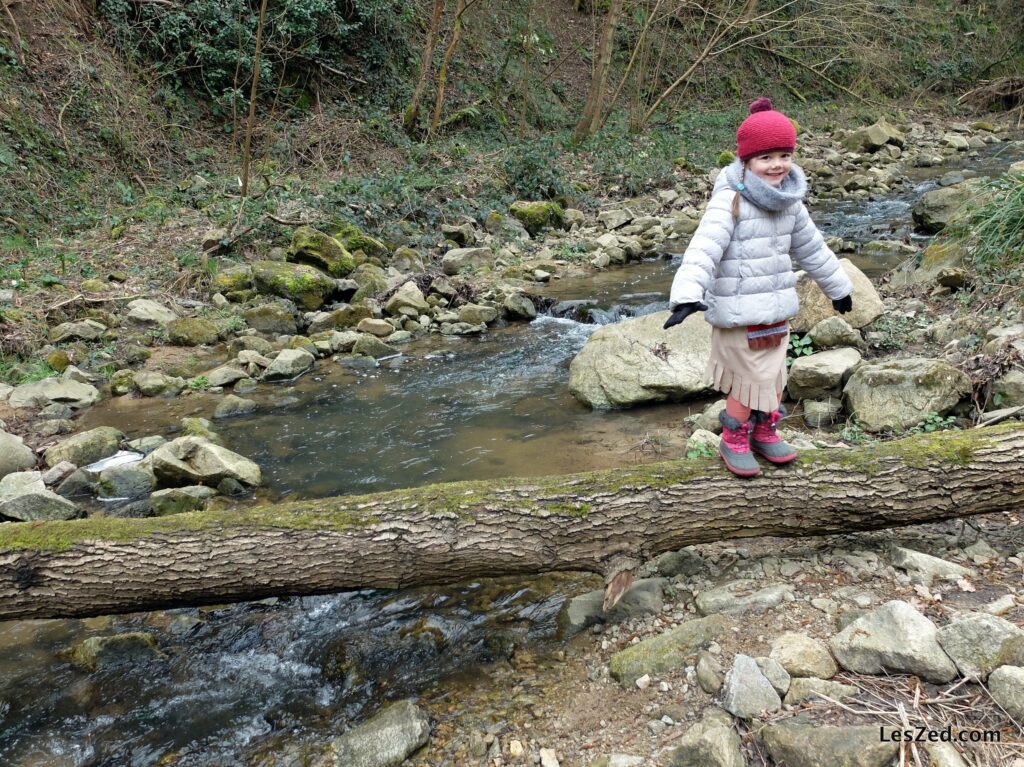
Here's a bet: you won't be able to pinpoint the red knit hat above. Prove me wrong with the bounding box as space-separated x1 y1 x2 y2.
736 97 796 161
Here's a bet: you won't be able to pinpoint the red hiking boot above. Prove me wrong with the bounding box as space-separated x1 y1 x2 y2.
718 412 761 477
750 406 798 464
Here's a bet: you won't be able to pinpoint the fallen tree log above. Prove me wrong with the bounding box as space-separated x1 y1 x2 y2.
2 423 1023 621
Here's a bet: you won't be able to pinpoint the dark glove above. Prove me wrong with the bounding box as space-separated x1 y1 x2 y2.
663 301 707 329
832 295 853 314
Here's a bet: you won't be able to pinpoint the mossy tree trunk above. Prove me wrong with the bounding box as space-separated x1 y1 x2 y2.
2 425 1023 621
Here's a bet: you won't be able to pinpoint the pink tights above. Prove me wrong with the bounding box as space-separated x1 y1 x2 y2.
725 393 783 422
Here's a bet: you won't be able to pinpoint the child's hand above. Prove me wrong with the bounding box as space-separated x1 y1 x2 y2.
832 295 853 314
663 301 707 329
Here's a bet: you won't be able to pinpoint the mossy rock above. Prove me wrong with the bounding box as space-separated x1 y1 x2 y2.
609 614 731 687
211 264 254 295
81 278 107 293
333 222 389 259
252 260 336 311
717 150 736 167
288 226 355 278
46 350 70 373
180 417 223 446
509 201 566 236
349 262 389 303
166 318 220 347
69 632 162 671
110 369 136 396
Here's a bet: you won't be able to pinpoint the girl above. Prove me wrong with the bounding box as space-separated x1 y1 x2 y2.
664 98 853 477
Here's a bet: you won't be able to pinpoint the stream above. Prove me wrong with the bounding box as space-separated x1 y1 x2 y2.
1 143 1021 766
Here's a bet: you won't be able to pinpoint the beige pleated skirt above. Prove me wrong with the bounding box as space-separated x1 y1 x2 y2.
705 325 788 412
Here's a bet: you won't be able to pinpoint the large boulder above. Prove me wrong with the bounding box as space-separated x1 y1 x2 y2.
842 119 905 152
8 378 100 410
44 426 124 468
441 247 492 276
787 348 862 400
288 226 355 277
127 299 178 326
791 259 883 333
245 302 299 335
262 349 315 381
761 721 898 767
936 613 1024 681
150 436 262 488
0 471 81 521
509 200 565 235
608 615 730 687
830 600 958 683
253 260 336 310
569 311 713 409
167 318 220 347
843 358 971 432
0 430 36 480
328 699 430 767
911 180 985 234
210 264 254 296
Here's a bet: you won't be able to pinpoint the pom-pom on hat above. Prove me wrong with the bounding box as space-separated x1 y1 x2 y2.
736 97 796 161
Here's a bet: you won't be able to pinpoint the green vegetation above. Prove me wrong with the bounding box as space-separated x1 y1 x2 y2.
908 412 960 435
787 332 814 366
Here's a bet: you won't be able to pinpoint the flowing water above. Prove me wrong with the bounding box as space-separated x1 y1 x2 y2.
2 143 1022 766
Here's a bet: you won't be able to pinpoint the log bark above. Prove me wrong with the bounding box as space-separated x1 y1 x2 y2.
1 424 1023 621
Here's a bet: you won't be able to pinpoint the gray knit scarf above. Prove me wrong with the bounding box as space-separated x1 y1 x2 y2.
724 158 807 211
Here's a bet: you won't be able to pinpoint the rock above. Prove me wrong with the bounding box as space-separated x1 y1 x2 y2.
440 222 475 246
668 708 744 767
210 264 254 296
0 429 36 479
253 260 336 310
925 743 969 767
203 366 248 388
891 546 974 586
791 260 883 333
755 656 791 696
150 485 218 515
181 417 223 445
696 651 724 693
502 293 537 320
384 281 429 316
214 395 258 419
0 471 81 521
126 436 167 455
150 436 262 488
441 247 492 276
569 311 712 409
458 304 498 325
334 222 388 259
352 335 398 359
288 226 355 277
440 321 485 336
693 399 727 433
127 299 179 326
134 371 185 397
40 460 76 486
762 721 898 767
98 462 156 500
539 749 560 767
784 677 858 705
911 181 984 234
988 666 1024 720
49 319 107 343
829 600 957 683
69 632 162 671
591 755 644 767
802 398 843 427
808 316 864 349
8 378 100 410
510 200 565 235
557 578 665 639
696 580 794 616
843 119 905 152
598 208 634 230
356 318 395 337
686 429 719 455
843 358 971 432
45 426 124 468
994 369 1024 407
936 613 1024 680
787 348 862 400
770 632 838 679
655 548 705 577
608 615 730 687
245 303 298 335
166 317 219 347
721 654 781 719
328 699 430 767
262 349 316 381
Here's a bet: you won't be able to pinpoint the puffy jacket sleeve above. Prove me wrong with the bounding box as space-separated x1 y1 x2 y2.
790 203 853 300
668 190 735 308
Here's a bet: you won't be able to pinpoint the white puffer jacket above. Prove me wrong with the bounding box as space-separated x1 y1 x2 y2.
669 162 852 328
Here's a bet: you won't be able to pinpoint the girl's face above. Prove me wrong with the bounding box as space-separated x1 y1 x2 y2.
747 151 793 186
